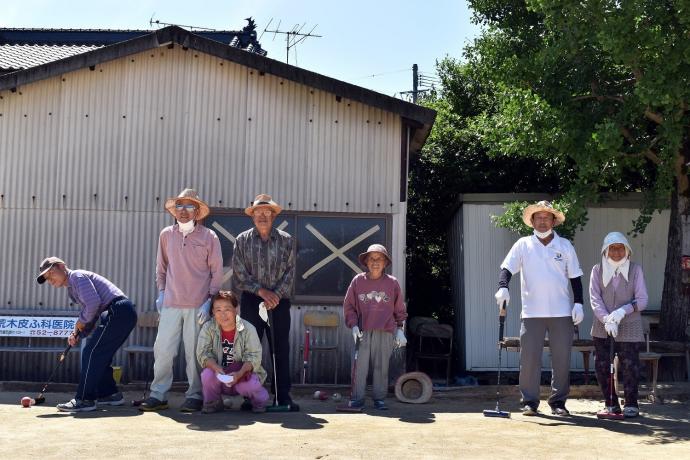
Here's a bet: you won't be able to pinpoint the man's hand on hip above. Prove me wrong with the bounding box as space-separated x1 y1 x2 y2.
258 288 280 309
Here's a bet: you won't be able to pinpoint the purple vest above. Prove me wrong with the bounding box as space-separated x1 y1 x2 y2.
590 262 644 342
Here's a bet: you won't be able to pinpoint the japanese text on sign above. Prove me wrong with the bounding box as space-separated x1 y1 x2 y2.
0 316 76 337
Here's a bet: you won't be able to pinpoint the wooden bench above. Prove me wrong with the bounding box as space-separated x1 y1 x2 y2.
500 337 596 383
0 309 81 355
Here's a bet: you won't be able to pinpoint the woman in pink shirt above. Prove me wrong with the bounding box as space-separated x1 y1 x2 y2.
343 244 407 410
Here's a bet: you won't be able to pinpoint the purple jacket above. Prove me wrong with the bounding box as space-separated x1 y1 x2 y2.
589 262 648 342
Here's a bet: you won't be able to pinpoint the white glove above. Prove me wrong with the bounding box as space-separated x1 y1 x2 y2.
604 320 618 338
607 307 626 325
155 291 164 313
352 326 363 344
394 329 407 348
494 288 510 308
571 303 584 325
258 302 269 324
197 299 211 325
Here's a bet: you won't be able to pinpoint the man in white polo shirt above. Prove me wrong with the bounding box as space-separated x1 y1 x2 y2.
494 201 584 416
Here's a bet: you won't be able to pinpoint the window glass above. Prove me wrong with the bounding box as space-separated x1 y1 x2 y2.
206 212 387 300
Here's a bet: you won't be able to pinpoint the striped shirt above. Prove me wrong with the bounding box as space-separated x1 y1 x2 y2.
231 226 296 299
66 269 125 333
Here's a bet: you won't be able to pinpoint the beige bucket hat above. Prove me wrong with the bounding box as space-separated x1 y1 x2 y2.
357 244 392 267
244 194 282 217
522 200 565 228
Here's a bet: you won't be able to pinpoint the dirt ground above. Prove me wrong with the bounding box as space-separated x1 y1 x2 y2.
2 386 689 459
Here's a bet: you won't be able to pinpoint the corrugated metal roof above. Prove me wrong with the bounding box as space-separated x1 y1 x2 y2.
0 26 435 151
0 24 268 72
0 44 103 71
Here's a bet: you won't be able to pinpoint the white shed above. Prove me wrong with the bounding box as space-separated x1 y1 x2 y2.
448 194 669 372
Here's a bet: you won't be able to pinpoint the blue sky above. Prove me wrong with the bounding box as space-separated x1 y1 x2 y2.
1 0 480 97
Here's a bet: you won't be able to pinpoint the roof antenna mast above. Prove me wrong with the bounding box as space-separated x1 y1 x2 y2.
262 19 321 64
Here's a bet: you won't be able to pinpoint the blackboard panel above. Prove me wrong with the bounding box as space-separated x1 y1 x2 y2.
296 216 386 297
206 212 387 299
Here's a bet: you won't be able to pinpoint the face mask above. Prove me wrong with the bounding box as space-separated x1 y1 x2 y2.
533 229 552 239
178 220 195 235
606 257 627 268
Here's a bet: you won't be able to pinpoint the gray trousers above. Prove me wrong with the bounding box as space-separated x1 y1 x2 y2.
519 316 573 408
351 329 395 402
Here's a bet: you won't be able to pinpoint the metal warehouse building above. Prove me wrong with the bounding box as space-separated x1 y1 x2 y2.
0 25 435 383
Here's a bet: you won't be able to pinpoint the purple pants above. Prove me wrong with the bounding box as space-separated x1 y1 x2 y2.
200 368 269 409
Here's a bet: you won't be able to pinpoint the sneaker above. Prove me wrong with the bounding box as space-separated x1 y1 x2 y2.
279 396 300 412
373 399 388 410
348 399 365 409
180 398 203 412
57 399 97 412
97 392 124 406
549 402 571 416
201 400 224 414
240 398 253 411
521 404 538 416
251 405 267 413
623 406 639 418
138 397 169 412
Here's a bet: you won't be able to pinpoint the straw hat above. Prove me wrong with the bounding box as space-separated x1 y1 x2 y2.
244 194 282 216
164 188 210 220
522 200 565 228
357 244 391 267
394 372 433 404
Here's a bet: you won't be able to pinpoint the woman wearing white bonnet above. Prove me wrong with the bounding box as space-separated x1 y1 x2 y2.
589 231 649 418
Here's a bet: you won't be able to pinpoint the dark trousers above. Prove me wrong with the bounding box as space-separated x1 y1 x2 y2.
76 298 137 401
593 337 641 407
241 292 292 403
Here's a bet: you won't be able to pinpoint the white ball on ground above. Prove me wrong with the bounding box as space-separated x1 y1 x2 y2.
313 390 321 399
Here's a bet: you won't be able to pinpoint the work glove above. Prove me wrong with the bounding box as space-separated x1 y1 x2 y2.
494 288 510 309
604 320 618 338
197 299 211 325
155 291 164 313
394 329 407 348
607 307 626 325
258 302 269 324
571 303 584 325
352 326 363 344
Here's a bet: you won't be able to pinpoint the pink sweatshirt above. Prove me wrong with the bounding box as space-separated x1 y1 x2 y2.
156 224 223 308
343 273 407 334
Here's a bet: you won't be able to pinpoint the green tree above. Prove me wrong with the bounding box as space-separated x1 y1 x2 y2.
465 0 690 340
406 60 565 323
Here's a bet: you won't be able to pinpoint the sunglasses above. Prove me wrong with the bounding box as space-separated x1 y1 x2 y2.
253 209 273 217
175 204 198 212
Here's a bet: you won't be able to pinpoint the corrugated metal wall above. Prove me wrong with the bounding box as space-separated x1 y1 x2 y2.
452 203 670 371
0 46 402 214
0 44 406 383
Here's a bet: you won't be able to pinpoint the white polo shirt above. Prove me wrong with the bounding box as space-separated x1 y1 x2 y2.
501 232 583 318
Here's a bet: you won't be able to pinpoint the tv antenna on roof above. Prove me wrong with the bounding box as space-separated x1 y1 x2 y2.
261 18 321 65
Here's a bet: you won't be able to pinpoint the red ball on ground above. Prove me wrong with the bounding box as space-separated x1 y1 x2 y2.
21 396 32 408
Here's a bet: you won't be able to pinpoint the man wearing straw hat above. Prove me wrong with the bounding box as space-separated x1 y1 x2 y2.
140 188 223 412
494 200 584 416
231 194 298 411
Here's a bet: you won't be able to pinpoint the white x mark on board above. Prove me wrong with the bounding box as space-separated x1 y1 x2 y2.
302 224 381 279
212 220 290 283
